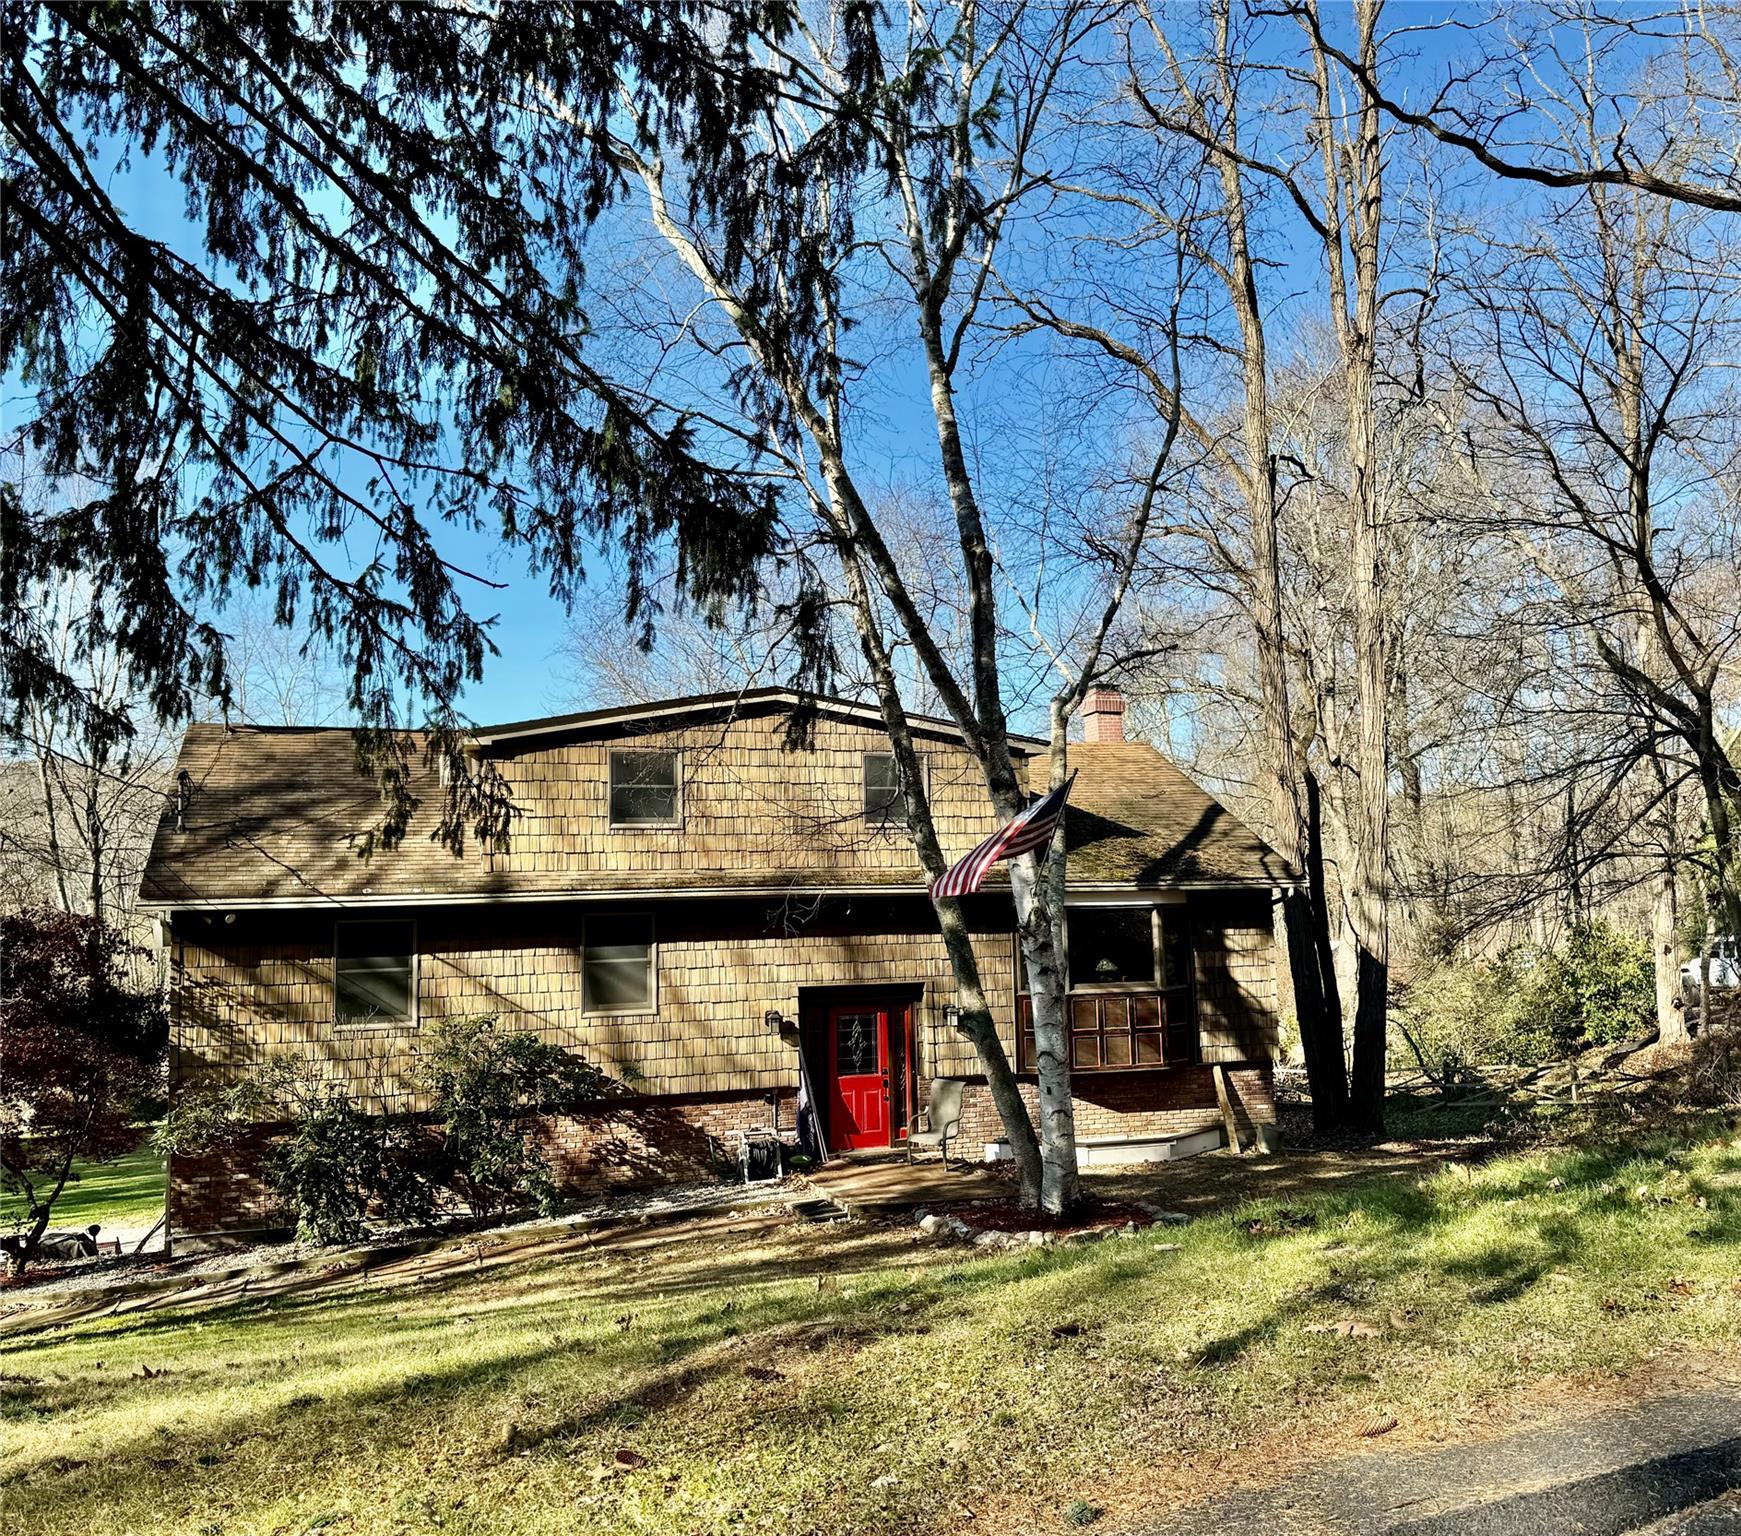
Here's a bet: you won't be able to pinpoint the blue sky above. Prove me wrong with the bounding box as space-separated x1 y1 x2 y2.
7 5 1620 732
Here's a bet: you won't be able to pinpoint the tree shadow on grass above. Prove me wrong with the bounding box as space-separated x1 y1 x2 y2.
1162 1132 1738 1371
11 1126 1738 1529
4 1217 1072 1496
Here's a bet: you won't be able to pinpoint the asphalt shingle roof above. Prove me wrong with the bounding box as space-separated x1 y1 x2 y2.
1064 741 1294 887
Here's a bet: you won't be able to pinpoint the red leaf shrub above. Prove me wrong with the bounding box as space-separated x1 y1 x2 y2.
1 909 167 1271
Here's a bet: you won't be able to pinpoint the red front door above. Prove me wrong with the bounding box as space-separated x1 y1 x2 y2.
827 1004 891 1150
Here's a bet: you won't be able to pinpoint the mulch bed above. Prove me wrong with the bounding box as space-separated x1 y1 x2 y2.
941 1197 1156 1235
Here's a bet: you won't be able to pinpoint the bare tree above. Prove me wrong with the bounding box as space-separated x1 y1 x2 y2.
1 580 175 936
1448 138 1741 1039
215 596 351 727
561 0 1189 1211
1291 3 1741 216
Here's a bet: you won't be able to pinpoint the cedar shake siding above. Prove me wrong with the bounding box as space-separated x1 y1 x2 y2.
167 896 1021 1109
141 691 1292 1236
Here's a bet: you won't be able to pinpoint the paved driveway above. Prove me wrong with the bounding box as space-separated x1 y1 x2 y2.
1142 1389 1741 1536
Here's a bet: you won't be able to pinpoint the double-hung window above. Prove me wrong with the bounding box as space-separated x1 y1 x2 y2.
609 750 680 828
334 920 416 1026
864 751 925 825
582 913 655 1014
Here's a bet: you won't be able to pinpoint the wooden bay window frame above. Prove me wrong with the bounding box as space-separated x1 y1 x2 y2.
1014 902 1197 1072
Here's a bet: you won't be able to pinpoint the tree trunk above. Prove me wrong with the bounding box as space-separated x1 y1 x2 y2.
1204 6 1350 1130
1346 537 1391 1133
1303 768 1345 1033
935 891 1043 1203
1699 912 1713 1033
86 759 107 926
35 750 75 913
1653 858 1687 1046
1309 0 1389 1135
1011 852 1079 1214
835 544 1046 1204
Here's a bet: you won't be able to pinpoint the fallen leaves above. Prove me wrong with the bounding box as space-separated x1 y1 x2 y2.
1303 1318 1380 1339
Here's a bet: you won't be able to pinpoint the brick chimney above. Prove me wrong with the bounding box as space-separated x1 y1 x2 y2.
1081 686 1126 743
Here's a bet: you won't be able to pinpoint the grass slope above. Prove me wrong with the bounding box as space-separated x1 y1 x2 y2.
4 1125 1740 1536
1 1145 166 1236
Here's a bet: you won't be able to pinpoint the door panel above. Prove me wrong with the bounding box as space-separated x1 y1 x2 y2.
828 1006 889 1150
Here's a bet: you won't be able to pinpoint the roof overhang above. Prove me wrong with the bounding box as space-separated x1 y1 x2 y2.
468 687 1048 754
139 875 1287 915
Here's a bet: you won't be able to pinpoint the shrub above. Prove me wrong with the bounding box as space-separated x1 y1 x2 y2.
1393 953 1542 1079
0 910 168 1273
1518 922 1655 1053
260 1065 434 1244
1392 921 1655 1078
417 1016 612 1223
157 1018 613 1240
156 1062 433 1246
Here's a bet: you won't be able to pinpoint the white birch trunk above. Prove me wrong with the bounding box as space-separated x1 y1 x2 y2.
1653 860 1687 1046
1010 851 1079 1214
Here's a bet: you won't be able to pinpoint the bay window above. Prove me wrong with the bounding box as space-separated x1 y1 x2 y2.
1016 904 1196 1071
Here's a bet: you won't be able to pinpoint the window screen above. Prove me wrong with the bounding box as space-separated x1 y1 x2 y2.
335 920 415 1025
609 750 679 826
863 752 911 824
583 913 654 1012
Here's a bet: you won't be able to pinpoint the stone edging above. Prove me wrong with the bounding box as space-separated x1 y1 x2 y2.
908 1200 1192 1250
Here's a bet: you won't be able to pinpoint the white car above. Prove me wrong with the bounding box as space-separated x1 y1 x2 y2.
1682 936 1740 992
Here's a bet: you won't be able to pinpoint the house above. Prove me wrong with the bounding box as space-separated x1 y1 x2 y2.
138 687 1293 1237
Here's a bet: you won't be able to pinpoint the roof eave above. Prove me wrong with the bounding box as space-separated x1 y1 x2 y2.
468 687 1048 754
137 872 1290 914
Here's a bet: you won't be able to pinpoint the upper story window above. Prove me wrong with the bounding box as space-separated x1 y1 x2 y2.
609 749 680 827
582 912 655 1013
864 751 924 824
334 919 416 1027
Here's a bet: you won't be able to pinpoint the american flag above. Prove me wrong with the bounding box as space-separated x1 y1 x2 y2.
929 773 1077 900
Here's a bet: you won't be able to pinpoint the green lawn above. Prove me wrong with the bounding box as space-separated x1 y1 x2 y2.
3 1124 1739 1536
1 1145 166 1236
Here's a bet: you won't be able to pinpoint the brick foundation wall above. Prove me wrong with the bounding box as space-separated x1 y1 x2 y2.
537 1089 800 1191
951 1064 1274 1153
168 1088 797 1238
169 1125 286 1236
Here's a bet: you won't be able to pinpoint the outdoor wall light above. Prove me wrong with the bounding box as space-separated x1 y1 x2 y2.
764 1009 787 1034
943 1004 962 1030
